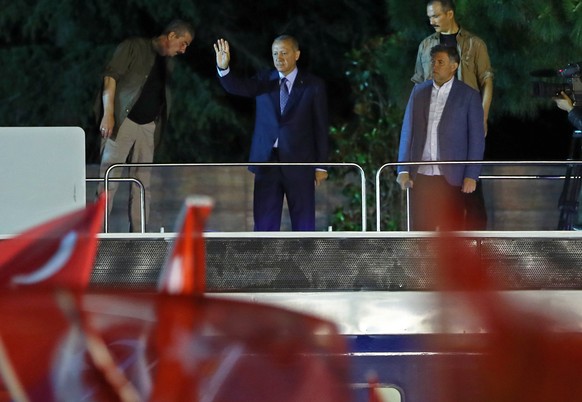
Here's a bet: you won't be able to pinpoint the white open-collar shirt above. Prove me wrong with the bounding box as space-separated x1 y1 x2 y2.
418 77 454 176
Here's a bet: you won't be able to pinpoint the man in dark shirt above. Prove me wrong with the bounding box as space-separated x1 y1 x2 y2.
97 20 194 232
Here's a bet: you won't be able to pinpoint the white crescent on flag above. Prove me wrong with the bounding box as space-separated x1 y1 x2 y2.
11 231 78 285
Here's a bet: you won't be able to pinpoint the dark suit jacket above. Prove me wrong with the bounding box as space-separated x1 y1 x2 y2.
219 69 329 173
397 78 485 186
568 107 582 131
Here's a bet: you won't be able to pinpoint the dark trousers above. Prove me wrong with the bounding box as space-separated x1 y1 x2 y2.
464 180 487 230
253 149 315 231
410 174 465 231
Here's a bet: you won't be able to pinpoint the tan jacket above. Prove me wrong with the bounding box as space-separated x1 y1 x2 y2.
411 27 493 93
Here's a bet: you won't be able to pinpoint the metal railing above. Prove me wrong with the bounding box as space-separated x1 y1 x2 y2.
375 160 578 231
86 177 146 232
103 162 367 233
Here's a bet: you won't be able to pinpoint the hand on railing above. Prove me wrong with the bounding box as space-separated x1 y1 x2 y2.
461 178 477 193
315 170 328 186
396 172 413 190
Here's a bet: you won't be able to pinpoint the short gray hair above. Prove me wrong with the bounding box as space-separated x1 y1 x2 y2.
273 34 299 51
163 19 195 38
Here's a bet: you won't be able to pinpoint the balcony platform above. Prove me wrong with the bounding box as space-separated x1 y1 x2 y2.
63 231 582 401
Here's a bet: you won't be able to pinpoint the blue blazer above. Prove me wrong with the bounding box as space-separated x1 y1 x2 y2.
219 69 329 173
397 78 485 186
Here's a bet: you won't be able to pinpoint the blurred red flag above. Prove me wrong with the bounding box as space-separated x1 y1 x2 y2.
158 196 213 296
0 290 350 402
435 235 582 402
0 289 75 401
0 195 105 289
149 294 350 402
0 194 351 402
0 289 154 402
0 198 105 400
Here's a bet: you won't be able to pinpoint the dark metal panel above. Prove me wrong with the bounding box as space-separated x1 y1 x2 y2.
91 239 168 289
89 236 582 291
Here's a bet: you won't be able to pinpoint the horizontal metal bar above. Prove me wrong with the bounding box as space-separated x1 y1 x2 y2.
376 160 579 232
103 162 366 233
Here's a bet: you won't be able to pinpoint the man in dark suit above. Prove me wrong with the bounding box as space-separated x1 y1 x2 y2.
213 35 329 231
397 45 485 231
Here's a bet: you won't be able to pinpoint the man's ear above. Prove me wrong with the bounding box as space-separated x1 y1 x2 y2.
295 50 301 61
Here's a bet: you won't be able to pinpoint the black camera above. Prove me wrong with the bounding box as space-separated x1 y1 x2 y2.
532 62 582 104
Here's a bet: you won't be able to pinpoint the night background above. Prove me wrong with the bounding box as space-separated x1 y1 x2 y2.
2 0 582 228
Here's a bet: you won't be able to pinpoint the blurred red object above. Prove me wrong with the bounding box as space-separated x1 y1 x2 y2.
0 196 350 401
367 373 383 402
435 235 582 402
0 195 105 289
158 196 213 296
0 290 350 402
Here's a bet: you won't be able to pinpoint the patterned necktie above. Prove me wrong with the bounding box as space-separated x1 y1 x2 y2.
280 77 289 113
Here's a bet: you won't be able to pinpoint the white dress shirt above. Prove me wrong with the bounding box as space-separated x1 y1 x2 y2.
418 77 454 176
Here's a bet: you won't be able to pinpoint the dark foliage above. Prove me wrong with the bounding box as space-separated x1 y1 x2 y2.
3 0 582 229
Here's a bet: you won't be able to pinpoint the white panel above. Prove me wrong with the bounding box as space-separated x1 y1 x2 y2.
212 290 582 335
0 127 86 234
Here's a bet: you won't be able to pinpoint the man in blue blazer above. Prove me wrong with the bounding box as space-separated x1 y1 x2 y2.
214 36 329 231
397 45 485 230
